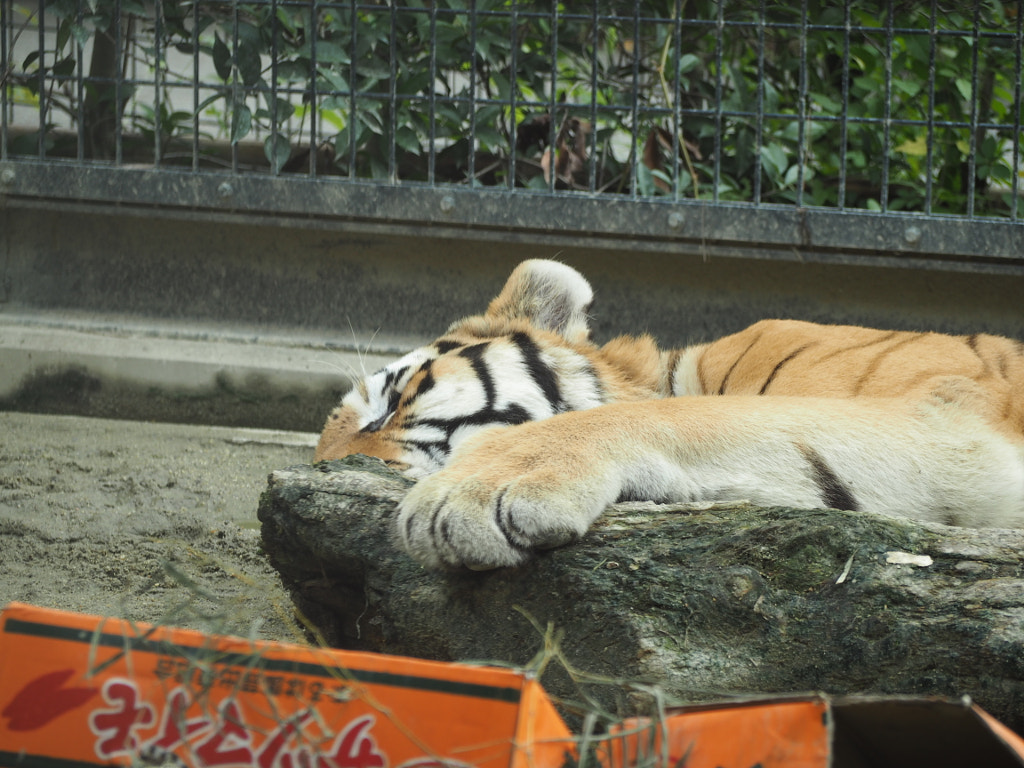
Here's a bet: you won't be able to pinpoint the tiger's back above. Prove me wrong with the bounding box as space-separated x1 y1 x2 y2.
683 319 1024 440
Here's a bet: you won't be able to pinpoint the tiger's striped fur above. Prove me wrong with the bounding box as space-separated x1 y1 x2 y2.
316 259 1024 569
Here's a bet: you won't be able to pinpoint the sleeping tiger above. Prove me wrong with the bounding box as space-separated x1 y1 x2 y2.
316 259 1024 570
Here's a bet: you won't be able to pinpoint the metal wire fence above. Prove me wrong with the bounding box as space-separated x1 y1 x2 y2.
2 1 1022 266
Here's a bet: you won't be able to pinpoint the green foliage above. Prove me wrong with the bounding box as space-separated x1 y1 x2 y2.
5 0 1021 217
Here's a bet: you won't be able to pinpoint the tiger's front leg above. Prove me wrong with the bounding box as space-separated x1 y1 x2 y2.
397 397 1024 570
397 399 790 569
397 418 628 570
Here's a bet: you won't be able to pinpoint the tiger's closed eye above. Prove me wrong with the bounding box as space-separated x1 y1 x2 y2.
360 389 401 433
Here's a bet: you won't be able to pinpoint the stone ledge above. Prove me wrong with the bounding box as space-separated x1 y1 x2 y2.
258 456 1024 733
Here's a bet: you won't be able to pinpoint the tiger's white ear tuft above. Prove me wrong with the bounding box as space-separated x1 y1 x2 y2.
486 260 594 342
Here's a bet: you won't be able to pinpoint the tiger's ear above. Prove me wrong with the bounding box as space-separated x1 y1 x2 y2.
485 260 594 342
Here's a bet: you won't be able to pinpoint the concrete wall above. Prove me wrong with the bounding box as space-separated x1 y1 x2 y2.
3 203 1023 431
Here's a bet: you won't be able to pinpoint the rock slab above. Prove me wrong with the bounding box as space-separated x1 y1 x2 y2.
258 456 1024 731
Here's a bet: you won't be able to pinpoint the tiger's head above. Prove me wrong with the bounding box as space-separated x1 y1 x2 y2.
315 259 666 476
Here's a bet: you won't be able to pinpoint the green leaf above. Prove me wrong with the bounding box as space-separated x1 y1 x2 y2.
231 103 252 143
321 110 346 130
783 163 809 187
321 95 347 112
334 126 354 156
318 67 350 94
810 91 842 114
893 79 921 98
895 134 928 157
760 143 788 181
678 53 700 75
70 23 92 50
52 55 76 78
396 69 431 96
369 156 388 179
196 90 227 113
434 102 466 127
264 134 292 170
395 125 422 155
212 34 232 81
356 105 384 133
236 21 263 48
904 33 931 65
265 95 295 124
121 0 147 15
986 162 1011 184
525 175 549 191
354 58 391 82
636 158 656 196
313 41 351 65
275 7 298 36
56 18 72 53
48 0 76 20
236 40 263 87
276 61 312 82
475 125 504 150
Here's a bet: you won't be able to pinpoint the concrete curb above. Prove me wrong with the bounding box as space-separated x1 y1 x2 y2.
0 312 408 432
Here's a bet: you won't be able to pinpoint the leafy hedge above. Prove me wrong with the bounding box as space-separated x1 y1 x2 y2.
7 0 1023 217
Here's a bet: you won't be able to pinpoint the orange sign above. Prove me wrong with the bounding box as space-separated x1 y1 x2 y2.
605 695 1024 768
605 699 829 768
0 603 574 768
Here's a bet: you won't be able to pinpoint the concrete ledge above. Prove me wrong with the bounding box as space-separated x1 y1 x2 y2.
4 199 1023 433
0 313 405 432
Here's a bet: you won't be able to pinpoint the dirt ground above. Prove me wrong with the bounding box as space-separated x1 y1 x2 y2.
0 410 319 643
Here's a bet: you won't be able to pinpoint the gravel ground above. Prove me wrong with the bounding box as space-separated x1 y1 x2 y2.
0 411 318 642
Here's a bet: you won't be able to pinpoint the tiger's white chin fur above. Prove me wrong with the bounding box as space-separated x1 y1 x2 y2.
316 259 1024 570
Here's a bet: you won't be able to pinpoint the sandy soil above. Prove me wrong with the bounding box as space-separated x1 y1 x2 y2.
0 411 318 642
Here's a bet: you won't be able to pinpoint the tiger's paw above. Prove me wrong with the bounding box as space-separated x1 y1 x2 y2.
396 444 617 570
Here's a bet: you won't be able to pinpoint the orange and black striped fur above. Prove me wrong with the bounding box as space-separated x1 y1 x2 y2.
317 259 1024 570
